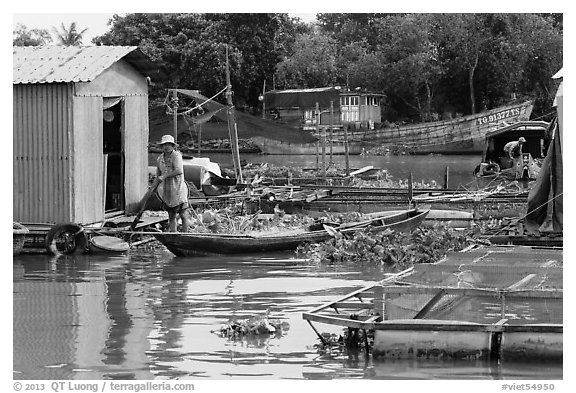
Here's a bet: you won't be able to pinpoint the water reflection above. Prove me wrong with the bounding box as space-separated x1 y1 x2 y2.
13 249 562 380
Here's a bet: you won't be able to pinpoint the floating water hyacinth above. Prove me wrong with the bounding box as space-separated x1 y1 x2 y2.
298 224 482 267
213 314 290 340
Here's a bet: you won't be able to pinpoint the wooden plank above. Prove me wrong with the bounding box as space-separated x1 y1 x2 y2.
306 267 413 314
415 264 562 275
331 302 374 310
303 313 377 330
379 285 563 299
413 289 446 319
506 274 537 290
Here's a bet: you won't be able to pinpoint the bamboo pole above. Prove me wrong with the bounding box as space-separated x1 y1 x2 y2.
225 46 243 183
344 124 350 176
262 80 266 119
329 100 334 164
319 102 326 179
197 124 202 156
172 89 179 141
408 172 414 206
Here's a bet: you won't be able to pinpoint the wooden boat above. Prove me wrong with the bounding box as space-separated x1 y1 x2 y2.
251 100 534 155
153 208 429 257
474 120 549 179
302 245 562 361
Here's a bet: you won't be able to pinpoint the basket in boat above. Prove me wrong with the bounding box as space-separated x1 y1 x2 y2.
13 222 29 255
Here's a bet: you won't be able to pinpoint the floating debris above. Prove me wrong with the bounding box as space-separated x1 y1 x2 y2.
213 315 290 340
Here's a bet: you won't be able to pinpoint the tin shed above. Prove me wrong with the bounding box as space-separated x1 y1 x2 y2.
13 46 163 225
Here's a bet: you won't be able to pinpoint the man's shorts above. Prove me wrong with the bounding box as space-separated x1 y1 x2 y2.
165 201 191 218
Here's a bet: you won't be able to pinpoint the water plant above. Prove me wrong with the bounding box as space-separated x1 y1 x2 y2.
297 224 482 268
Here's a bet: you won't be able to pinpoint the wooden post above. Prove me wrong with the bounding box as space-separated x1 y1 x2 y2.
408 172 414 206
315 140 319 171
262 79 266 119
225 46 243 183
444 166 450 189
318 102 326 179
329 100 334 164
374 285 384 319
172 89 179 141
197 124 202 156
344 124 350 176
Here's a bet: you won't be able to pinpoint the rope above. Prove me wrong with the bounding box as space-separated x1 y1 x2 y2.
180 86 228 116
489 191 563 236
164 86 228 117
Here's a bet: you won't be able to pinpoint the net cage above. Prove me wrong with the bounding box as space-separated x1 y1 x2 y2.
381 247 563 324
306 246 562 327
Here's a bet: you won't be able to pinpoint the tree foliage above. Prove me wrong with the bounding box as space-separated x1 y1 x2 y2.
275 32 339 88
93 13 301 107
13 23 52 46
312 13 562 121
52 22 89 46
16 13 561 122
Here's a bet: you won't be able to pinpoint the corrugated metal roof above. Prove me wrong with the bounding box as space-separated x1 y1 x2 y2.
270 87 337 94
13 46 166 84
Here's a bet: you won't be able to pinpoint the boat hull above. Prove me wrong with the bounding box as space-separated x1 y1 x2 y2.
252 101 533 155
154 209 429 257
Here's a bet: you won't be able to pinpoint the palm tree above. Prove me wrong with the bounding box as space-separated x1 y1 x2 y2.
52 22 89 46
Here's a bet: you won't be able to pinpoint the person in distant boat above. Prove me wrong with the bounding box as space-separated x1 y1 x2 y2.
156 135 191 232
504 137 526 159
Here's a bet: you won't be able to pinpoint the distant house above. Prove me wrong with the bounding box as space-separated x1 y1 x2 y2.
13 46 164 224
263 87 383 130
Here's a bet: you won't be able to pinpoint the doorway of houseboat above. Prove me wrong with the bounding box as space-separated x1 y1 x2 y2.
103 98 125 213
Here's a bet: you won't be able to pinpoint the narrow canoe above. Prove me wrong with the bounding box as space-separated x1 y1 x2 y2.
154 208 429 257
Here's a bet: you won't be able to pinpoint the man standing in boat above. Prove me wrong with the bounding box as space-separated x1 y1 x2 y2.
504 137 526 159
156 135 191 232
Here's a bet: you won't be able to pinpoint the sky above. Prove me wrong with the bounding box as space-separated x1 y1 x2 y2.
11 2 567 44
13 13 118 43
12 12 318 44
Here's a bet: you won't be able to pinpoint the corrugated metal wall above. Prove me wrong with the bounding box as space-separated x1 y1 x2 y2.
72 96 104 224
13 84 74 223
123 95 149 214
14 59 149 224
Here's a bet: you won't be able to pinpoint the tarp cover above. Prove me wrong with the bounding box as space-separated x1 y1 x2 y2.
525 119 563 234
264 87 340 109
525 70 563 234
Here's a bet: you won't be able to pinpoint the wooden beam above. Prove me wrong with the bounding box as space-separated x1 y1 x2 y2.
413 289 446 319
303 312 563 333
379 285 562 299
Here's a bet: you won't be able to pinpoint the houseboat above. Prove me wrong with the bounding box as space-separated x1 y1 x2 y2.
263 87 382 131
13 45 167 254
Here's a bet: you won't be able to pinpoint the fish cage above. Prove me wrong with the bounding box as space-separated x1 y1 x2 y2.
303 246 563 361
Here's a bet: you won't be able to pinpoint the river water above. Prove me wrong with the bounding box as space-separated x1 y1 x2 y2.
13 154 562 382
13 248 562 381
187 153 483 188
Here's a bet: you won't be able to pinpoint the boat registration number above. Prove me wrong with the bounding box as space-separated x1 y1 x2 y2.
477 106 525 125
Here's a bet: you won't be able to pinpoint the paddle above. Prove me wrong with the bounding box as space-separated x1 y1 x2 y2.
129 178 161 232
